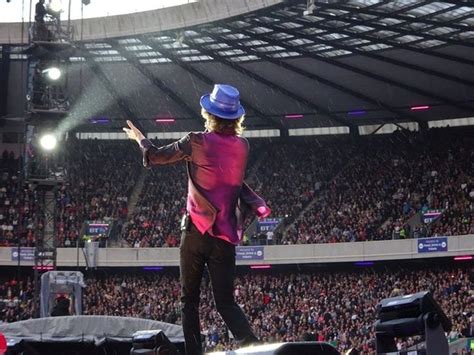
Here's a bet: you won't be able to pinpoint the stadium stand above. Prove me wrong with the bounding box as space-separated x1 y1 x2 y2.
286 128 473 244
0 263 471 352
56 138 142 247
123 127 473 247
0 127 472 248
0 153 40 248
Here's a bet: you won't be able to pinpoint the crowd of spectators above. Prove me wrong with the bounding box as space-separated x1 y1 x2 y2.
0 139 144 248
0 277 34 323
284 129 473 244
0 127 471 248
0 151 41 247
1 263 472 353
121 128 472 247
55 138 142 247
250 137 355 223
121 164 186 247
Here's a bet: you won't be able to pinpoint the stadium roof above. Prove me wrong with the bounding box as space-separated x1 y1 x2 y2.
2 0 474 132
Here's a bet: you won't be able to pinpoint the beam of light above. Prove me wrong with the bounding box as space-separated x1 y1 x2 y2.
39 134 57 151
454 256 472 261
250 265 271 269
285 114 304 119
348 110 366 116
55 75 117 135
410 105 430 111
155 118 175 123
55 70 149 136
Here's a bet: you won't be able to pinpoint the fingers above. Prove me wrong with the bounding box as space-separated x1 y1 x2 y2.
124 121 143 142
122 128 135 140
126 120 136 129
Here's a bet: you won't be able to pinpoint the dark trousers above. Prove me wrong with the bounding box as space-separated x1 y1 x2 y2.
180 222 258 355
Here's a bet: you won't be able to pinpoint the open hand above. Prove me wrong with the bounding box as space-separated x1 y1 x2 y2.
123 120 145 144
257 206 271 219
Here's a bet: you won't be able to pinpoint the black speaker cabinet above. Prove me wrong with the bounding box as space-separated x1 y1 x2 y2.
130 330 179 355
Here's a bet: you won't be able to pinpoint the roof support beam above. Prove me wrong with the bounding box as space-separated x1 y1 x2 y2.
244 21 474 113
86 59 144 130
315 0 422 34
341 2 470 39
312 2 474 48
314 1 472 35
140 37 284 130
286 10 474 66
110 40 199 120
265 14 474 87
159 36 353 128
207 25 421 124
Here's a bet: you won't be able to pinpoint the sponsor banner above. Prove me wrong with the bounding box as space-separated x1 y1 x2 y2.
256 218 282 234
417 237 448 253
11 247 36 262
236 246 264 260
85 221 111 236
422 209 444 224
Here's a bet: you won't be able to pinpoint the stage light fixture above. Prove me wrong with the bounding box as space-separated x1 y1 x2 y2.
39 134 57 151
375 291 451 354
285 114 304 119
43 67 62 81
48 0 63 13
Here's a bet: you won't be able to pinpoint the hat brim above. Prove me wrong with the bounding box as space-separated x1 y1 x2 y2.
200 94 245 120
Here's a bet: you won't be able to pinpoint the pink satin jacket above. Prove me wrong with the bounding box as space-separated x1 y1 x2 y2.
140 131 268 245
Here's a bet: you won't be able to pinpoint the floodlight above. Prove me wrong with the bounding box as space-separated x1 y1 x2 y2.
43 67 62 81
39 134 57 151
48 0 63 13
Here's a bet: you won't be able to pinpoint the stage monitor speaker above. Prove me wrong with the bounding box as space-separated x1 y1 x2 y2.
208 341 340 355
130 330 179 355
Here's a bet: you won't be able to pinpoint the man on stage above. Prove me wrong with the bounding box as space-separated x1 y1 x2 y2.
124 84 270 355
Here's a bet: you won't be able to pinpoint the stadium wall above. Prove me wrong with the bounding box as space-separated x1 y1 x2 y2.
0 235 472 267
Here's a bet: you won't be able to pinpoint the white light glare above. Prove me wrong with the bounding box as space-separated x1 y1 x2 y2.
48 0 63 13
40 134 57 151
43 67 62 81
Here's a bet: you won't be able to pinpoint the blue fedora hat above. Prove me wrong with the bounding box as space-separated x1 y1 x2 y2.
200 84 245 120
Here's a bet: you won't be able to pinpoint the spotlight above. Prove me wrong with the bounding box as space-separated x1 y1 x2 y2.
40 134 57 151
48 0 63 13
43 67 62 81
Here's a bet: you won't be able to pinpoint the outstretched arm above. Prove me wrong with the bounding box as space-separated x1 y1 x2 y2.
240 182 271 218
123 120 191 167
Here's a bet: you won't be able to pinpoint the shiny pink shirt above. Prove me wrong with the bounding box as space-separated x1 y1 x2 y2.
141 131 259 245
